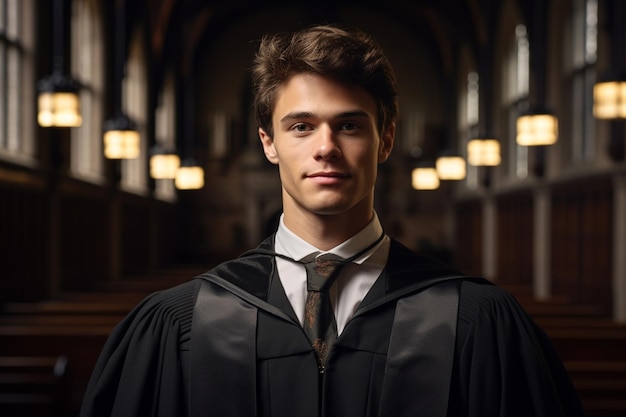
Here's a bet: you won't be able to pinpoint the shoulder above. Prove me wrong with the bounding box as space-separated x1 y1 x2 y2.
143 279 200 311
119 279 201 333
387 238 463 275
384 238 466 294
81 281 202 417
196 239 275 299
457 279 523 316
450 280 584 416
455 278 540 340
386 239 522 316
86 280 202 380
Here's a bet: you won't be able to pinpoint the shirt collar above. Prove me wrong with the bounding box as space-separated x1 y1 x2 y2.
274 213 385 264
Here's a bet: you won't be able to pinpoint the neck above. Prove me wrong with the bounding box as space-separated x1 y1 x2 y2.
282 207 374 251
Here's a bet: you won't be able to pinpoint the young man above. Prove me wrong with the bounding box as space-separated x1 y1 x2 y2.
80 25 583 417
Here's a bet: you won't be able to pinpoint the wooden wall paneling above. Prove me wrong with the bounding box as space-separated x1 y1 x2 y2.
551 190 579 299
59 194 110 290
580 182 612 313
549 193 564 296
454 199 483 276
154 202 179 268
566 191 577 291
121 199 152 276
496 192 534 288
0 187 48 302
551 178 613 313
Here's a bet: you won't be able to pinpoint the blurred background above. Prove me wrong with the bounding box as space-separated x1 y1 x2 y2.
1 0 625 415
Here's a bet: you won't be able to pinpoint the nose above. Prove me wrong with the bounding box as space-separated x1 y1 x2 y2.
314 125 341 160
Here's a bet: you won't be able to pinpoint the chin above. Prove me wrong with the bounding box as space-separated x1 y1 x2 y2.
308 201 355 216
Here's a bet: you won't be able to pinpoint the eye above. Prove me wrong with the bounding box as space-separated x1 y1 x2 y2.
291 123 312 133
339 122 359 132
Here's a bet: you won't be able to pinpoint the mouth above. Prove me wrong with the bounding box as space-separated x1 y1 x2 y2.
306 171 350 185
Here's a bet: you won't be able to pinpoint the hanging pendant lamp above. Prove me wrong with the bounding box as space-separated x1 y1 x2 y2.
103 0 140 159
37 0 82 128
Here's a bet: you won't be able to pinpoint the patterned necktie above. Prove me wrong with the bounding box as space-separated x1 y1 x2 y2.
303 256 345 369
244 232 386 368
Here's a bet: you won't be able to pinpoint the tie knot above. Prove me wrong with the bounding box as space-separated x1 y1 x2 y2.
305 257 344 292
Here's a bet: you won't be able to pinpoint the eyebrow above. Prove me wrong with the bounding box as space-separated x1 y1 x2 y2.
279 110 371 124
279 111 314 124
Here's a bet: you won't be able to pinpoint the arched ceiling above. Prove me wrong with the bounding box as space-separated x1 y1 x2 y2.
124 0 522 160
137 0 505 80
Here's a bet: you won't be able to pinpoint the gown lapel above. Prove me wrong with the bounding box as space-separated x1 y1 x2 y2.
190 236 467 417
189 279 259 417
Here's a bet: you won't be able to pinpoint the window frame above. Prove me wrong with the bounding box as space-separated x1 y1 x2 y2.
0 0 36 166
69 0 105 184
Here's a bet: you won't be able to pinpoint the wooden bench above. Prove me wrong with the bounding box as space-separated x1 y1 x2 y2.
1 299 139 315
568 361 626 399
544 325 626 362
498 288 626 417
0 355 70 417
0 313 124 327
544 325 626 417
0 316 116 415
0 267 205 415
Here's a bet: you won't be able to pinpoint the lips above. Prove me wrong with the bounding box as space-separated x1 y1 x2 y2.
307 171 349 185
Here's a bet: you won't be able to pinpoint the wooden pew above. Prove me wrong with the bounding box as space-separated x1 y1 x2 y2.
0 267 205 415
0 355 70 417
513 295 626 417
0 298 129 415
564 360 626 417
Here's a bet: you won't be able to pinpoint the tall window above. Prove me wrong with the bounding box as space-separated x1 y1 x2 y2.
70 0 104 183
120 27 148 195
503 24 530 179
154 69 177 201
570 0 597 162
460 71 480 188
0 0 35 163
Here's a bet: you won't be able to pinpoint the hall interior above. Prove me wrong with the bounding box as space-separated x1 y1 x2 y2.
1 0 626 415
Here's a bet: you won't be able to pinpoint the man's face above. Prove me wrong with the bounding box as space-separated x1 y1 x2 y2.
259 73 394 224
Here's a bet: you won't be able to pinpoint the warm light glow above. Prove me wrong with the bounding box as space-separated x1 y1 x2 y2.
411 167 440 190
175 166 204 190
37 92 82 127
150 154 180 179
103 130 141 159
593 81 626 119
516 113 558 146
467 139 501 166
436 156 466 180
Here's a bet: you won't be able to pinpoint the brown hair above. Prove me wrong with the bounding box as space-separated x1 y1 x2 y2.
251 25 399 138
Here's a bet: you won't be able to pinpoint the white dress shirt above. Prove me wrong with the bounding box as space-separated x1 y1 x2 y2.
274 214 390 334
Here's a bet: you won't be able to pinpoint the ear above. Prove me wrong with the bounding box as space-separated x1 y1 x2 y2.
259 127 279 165
377 123 395 163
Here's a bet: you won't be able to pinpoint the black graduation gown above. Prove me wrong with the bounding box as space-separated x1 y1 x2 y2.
79 237 583 417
